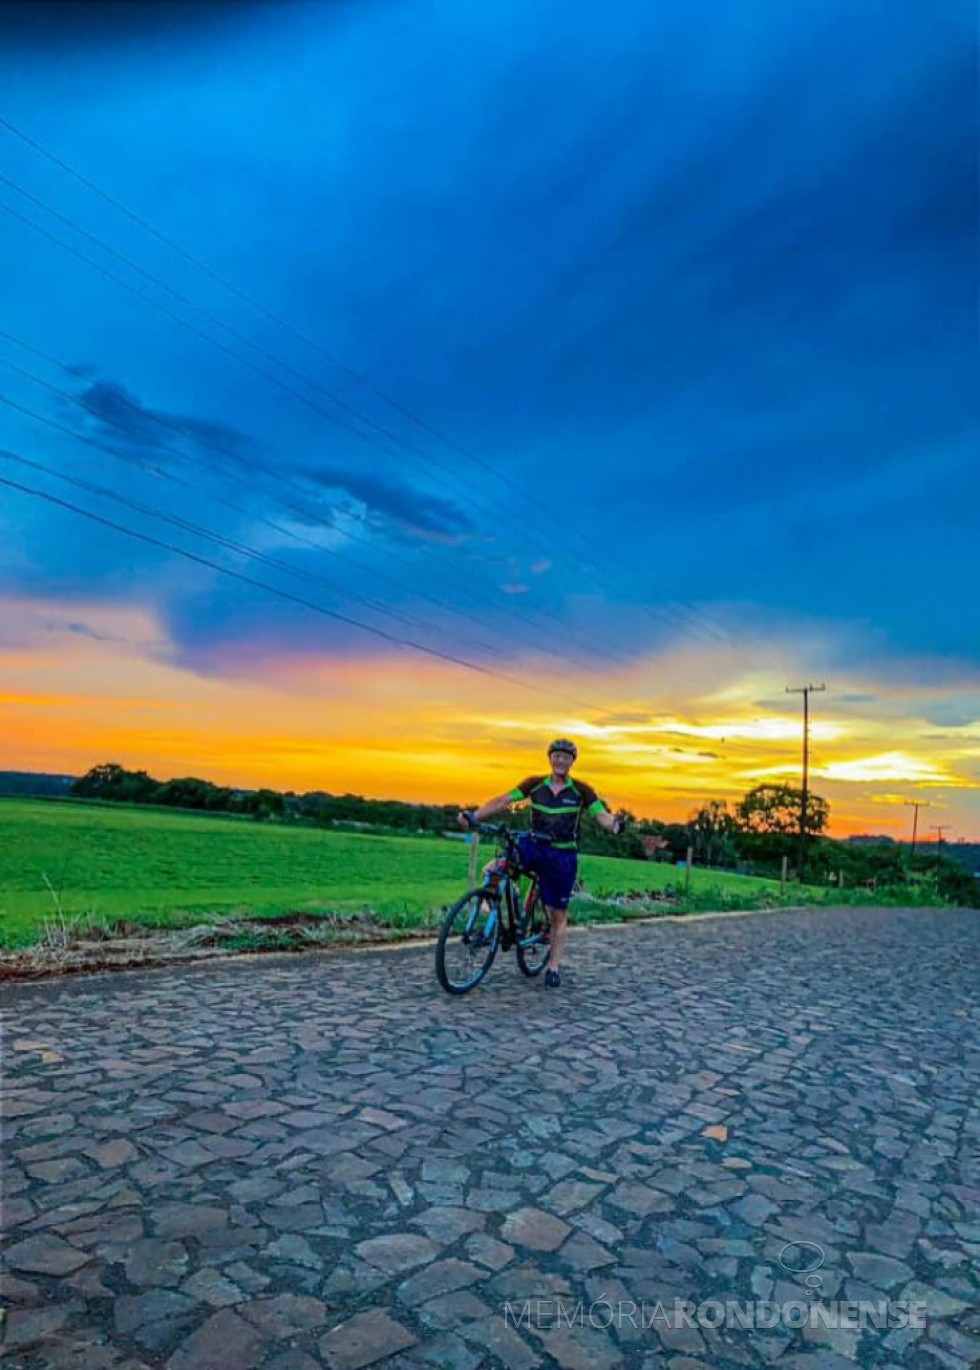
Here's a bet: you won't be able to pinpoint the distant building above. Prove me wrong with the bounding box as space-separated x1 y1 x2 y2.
637 834 670 860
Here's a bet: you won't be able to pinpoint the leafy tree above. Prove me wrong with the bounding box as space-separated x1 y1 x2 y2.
735 784 828 836
660 822 694 863
688 799 737 867
931 854 980 906
71 763 160 803
579 808 645 859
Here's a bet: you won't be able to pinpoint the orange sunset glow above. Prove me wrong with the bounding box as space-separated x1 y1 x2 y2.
2 593 976 840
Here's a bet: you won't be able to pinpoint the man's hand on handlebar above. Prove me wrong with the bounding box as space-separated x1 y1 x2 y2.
457 810 478 830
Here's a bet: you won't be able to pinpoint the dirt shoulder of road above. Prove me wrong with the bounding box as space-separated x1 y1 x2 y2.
1 901 938 983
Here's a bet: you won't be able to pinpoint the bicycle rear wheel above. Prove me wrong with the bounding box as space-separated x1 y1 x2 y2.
436 888 501 994
515 886 551 978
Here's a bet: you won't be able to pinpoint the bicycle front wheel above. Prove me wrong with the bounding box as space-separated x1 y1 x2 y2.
516 887 551 978
436 888 501 994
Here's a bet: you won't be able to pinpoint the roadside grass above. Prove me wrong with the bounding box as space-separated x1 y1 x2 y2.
0 797 792 950
2 798 947 963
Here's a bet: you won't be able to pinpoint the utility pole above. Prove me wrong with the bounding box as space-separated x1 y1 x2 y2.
929 824 950 869
786 683 826 881
904 799 930 860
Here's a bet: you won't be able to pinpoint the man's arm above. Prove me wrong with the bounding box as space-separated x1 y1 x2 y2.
458 792 517 827
594 807 622 834
473 792 519 823
582 785 625 835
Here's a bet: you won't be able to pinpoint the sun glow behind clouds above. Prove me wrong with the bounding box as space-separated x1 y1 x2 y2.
648 718 845 744
819 752 954 785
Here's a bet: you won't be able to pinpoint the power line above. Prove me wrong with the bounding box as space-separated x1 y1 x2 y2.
0 343 626 673
0 378 525 663
0 117 740 650
0 186 604 645
0 198 414 467
0 463 616 714
0 208 639 670
0 169 488 480
0 439 472 646
1 377 633 680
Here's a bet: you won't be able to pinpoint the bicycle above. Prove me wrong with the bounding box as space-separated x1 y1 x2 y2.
435 823 552 995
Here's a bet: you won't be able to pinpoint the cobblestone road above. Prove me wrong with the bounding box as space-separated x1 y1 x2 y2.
3 906 979 1370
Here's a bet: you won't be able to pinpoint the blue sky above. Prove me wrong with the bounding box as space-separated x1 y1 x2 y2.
0 0 977 831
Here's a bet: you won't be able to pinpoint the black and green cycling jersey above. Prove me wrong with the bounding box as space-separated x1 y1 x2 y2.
508 775 608 850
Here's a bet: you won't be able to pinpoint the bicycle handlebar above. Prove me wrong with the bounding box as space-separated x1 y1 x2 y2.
463 813 626 840
462 819 554 847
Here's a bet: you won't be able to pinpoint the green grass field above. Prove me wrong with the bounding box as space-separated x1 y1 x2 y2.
0 797 785 948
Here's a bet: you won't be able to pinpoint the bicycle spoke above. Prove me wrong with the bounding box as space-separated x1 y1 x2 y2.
435 889 500 994
516 887 551 978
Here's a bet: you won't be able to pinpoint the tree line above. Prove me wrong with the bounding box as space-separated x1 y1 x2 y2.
68 763 978 905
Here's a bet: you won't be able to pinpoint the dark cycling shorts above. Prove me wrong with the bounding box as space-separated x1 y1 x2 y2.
516 834 577 911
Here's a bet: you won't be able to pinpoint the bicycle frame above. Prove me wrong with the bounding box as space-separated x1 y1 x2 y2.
473 825 543 953
435 822 552 993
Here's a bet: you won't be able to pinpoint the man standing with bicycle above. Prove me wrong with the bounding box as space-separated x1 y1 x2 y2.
459 739 623 988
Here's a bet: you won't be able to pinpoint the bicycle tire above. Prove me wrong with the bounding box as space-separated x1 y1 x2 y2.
436 887 501 994
515 886 551 978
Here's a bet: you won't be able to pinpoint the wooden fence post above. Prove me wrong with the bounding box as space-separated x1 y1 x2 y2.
468 832 480 886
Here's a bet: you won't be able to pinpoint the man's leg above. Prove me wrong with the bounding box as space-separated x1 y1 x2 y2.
547 905 569 971
541 850 576 985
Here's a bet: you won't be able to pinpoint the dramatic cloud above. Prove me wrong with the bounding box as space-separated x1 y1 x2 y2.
301 466 474 543
77 379 256 467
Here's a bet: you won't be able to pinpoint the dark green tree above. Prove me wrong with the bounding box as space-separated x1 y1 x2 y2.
688 799 738 867
735 784 829 836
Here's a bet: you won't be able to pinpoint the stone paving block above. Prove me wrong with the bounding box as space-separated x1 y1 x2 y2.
465 1232 516 1270
152 1203 228 1238
4 1233 91 1275
411 1206 485 1244
417 1288 493 1330
239 1293 330 1336
397 1258 486 1306
319 1308 418 1369
414 1331 486 1370
500 1207 571 1252
532 1323 624 1369
461 1314 541 1369
356 1232 441 1275
167 1307 268 1370
606 1183 672 1218
114 1289 200 1335
0 1271 42 1305
123 1238 190 1287
263 1352 323 1370
555 1230 616 1272
1 1304 77 1351
180 1267 245 1307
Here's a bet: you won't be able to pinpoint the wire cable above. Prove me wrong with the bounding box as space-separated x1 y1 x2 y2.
0 329 632 671
0 463 616 714
0 350 625 674
0 124 737 648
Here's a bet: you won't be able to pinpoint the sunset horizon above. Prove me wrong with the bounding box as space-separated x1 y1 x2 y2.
3 591 976 842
